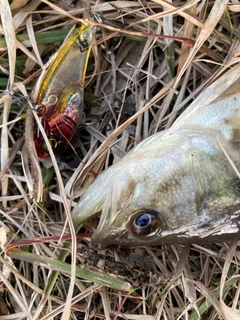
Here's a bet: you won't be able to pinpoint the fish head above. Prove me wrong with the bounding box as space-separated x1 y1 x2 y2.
72 164 168 246
72 129 240 246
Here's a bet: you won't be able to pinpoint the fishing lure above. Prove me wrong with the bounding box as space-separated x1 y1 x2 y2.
33 19 97 158
72 75 240 246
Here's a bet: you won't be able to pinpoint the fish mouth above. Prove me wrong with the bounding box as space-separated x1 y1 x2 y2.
89 213 127 245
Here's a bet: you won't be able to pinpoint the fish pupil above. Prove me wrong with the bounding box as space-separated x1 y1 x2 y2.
135 214 150 227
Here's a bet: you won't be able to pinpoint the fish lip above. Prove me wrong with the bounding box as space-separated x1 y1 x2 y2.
90 219 137 245
91 224 125 244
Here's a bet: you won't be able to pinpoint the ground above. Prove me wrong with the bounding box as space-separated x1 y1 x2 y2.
0 0 240 319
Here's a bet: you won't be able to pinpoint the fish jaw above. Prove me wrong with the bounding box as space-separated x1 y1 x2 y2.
72 126 240 246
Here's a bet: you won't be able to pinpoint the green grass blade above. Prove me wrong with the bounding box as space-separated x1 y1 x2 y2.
8 248 132 291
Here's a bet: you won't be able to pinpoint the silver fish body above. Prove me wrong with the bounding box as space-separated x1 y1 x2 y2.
72 80 240 246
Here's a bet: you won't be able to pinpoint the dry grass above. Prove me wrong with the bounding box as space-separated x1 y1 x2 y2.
1 0 240 319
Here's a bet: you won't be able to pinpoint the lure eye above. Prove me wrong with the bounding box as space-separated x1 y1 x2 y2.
130 211 159 235
47 94 58 105
43 138 58 152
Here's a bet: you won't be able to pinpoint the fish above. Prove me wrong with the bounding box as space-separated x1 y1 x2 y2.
32 20 96 158
71 76 240 246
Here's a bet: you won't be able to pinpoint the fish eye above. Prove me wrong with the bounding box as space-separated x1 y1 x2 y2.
130 210 159 235
43 138 58 151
